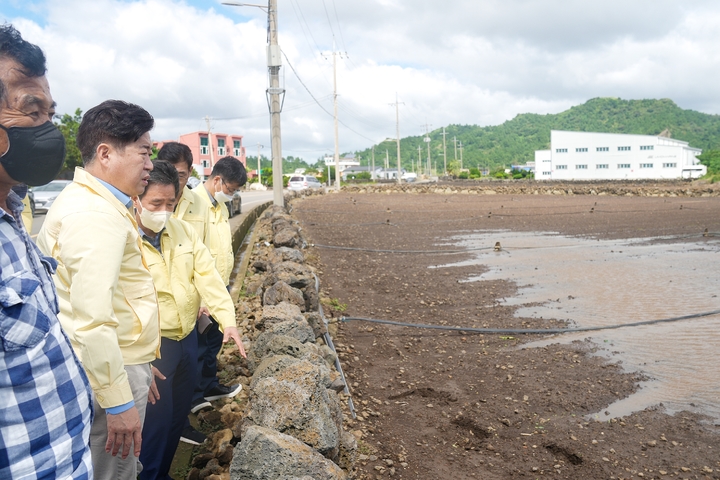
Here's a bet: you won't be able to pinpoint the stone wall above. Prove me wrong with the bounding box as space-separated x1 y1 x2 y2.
342 180 720 197
223 189 356 480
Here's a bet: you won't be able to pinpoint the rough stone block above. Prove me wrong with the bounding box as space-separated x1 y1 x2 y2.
230 425 346 480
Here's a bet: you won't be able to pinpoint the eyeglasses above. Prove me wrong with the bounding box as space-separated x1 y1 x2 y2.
221 179 240 195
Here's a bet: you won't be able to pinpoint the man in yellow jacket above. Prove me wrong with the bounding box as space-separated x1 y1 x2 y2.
37 100 159 480
158 147 247 443
135 160 245 480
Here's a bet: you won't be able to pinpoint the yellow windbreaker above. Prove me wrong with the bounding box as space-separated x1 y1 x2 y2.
37 167 160 409
173 186 208 241
141 217 236 341
193 186 234 285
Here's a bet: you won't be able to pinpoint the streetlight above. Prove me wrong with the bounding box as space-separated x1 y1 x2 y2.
223 1 285 207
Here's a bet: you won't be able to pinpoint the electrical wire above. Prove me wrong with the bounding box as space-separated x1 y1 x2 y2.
341 308 720 335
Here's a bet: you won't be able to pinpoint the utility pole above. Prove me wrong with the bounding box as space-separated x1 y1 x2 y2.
324 39 343 191
256 143 264 185
385 149 389 171
459 141 464 170
390 93 404 184
205 115 215 170
417 145 421 175
371 145 375 180
441 127 447 175
454 136 458 163
422 123 432 176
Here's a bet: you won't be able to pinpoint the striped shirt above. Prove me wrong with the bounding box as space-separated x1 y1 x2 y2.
0 186 93 479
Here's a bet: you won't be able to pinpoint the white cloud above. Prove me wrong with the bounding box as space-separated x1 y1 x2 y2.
3 0 720 162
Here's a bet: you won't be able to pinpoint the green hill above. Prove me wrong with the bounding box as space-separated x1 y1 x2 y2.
355 98 720 172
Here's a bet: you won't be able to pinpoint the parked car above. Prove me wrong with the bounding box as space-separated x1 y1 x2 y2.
288 175 322 191
31 180 72 214
27 190 35 216
226 191 242 217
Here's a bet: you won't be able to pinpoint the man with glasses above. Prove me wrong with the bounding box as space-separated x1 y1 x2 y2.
183 156 246 444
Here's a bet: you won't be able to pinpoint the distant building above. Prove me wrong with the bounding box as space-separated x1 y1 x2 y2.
324 153 360 173
535 130 705 180
155 131 247 180
341 165 382 180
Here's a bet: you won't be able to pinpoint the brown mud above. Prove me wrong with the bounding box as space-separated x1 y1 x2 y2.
291 191 720 480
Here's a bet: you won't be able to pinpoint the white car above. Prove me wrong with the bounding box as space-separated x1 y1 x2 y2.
31 180 72 213
288 175 322 191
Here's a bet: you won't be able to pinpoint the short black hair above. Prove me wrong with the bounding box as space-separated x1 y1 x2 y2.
140 160 179 199
157 142 193 170
209 156 247 187
77 100 154 165
0 24 47 101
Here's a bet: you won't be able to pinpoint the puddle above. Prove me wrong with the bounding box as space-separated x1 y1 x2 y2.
436 230 720 421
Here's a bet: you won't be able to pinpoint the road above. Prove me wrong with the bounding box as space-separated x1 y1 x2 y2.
30 189 276 239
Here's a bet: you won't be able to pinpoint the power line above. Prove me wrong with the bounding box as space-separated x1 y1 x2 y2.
321 0 337 40
281 50 377 143
331 0 348 53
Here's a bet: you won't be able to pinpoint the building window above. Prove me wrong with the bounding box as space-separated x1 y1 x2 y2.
201 160 210 168
618 164 631 169
542 159 551 162
576 164 588 169
640 163 653 168
596 164 609 169
576 147 588 153
233 140 241 156
555 148 568 153
556 165 567 170
217 138 226 156
640 145 654 151
618 146 631 151
596 147 609 152
542 171 551 176
200 136 209 155
663 163 677 168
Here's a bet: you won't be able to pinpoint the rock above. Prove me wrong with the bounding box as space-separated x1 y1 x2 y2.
304 312 328 338
230 425 347 480
274 246 305 264
252 260 269 272
260 302 305 327
263 281 305 311
301 285 320 312
274 228 299 248
245 359 342 457
269 262 315 289
248 320 316 371
337 429 357 472
245 277 265 297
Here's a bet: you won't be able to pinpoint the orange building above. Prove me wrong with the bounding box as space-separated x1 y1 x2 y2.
155 131 246 180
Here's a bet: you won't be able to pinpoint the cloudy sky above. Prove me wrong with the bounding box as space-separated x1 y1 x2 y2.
2 0 720 163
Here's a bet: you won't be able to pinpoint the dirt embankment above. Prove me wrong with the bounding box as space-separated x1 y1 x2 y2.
290 190 720 480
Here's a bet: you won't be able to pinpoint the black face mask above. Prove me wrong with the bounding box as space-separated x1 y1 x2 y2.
0 121 66 186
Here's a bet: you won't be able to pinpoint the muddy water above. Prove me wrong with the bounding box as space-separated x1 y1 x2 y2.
438 231 720 421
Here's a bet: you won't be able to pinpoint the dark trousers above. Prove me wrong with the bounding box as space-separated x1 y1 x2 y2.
192 318 223 403
139 329 198 480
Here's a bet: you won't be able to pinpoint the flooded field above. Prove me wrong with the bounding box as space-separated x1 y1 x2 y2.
441 230 720 421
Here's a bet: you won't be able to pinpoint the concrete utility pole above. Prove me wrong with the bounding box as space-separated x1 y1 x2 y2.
422 123 432 175
256 143 263 185
205 115 215 170
385 149 389 171
441 127 447 175
223 0 285 207
324 39 343 191
390 93 404 184
454 135 458 163
417 145 421 174
459 141 464 170
371 145 375 180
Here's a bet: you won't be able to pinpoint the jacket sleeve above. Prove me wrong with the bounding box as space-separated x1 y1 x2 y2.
189 226 236 331
57 210 134 408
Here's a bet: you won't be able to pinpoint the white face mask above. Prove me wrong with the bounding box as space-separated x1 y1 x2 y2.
138 204 172 233
214 185 234 203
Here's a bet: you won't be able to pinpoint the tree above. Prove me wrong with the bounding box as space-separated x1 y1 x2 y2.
54 108 82 175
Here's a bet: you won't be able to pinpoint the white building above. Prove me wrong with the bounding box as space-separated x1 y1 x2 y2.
535 130 706 180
